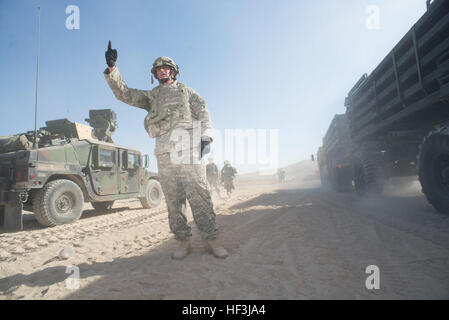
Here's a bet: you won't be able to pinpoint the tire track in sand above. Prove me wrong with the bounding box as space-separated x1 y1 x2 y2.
0 202 168 261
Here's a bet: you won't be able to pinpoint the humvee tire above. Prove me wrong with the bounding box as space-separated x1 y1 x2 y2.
91 201 115 211
140 179 163 209
33 179 84 227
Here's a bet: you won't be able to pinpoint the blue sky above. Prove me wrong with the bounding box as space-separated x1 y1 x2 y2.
0 0 428 173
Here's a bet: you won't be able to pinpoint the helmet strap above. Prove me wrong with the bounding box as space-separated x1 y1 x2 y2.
159 77 170 83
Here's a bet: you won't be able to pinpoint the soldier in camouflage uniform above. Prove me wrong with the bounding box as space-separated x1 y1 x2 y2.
206 157 222 198
220 160 237 198
103 41 228 259
277 168 286 183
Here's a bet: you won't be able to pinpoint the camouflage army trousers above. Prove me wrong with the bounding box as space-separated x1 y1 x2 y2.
157 153 218 240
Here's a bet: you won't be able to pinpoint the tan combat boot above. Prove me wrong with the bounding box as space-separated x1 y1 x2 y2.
171 238 192 260
205 238 228 259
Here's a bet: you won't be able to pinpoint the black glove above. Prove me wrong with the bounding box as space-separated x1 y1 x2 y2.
200 136 212 158
105 40 118 68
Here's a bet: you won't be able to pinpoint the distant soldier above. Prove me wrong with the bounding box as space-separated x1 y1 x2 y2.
103 41 228 260
277 169 285 183
220 160 237 197
206 157 222 197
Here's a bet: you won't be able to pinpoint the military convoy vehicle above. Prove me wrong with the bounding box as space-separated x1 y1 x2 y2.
0 109 163 231
318 114 353 192
317 0 449 213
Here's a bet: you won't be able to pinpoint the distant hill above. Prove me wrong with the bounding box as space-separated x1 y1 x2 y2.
282 159 319 181
236 159 319 183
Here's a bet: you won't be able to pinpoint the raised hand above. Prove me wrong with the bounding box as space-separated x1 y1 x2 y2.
105 40 118 68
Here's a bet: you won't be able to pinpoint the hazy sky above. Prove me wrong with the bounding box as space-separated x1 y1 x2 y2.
0 0 428 173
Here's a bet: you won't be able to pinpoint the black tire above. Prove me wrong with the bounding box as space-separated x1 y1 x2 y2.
91 201 115 211
418 127 449 213
353 152 384 196
140 179 163 209
33 179 84 227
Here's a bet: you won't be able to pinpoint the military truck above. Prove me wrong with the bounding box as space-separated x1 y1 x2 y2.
317 0 449 213
317 114 353 192
0 109 163 231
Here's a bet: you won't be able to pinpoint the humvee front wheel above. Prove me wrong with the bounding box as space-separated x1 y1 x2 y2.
33 179 84 227
91 201 115 211
140 179 163 209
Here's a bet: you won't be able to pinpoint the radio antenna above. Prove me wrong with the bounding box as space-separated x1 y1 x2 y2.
33 7 41 149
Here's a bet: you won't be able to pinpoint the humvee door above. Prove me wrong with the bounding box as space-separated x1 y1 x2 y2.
119 149 140 194
90 144 119 195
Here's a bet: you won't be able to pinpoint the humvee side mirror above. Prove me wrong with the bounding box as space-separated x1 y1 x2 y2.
311 154 315 162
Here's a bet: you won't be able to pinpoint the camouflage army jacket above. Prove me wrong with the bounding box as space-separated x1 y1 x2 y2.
104 67 213 157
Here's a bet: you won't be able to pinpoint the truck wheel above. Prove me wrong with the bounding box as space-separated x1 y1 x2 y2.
418 128 449 213
140 179 163 209
33 179 84 227
353 153 384 196
91 201 115 211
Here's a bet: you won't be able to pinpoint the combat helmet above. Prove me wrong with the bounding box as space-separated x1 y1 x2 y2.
151 56 179 78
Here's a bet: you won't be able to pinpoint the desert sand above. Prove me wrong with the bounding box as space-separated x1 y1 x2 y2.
1 160 449 299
